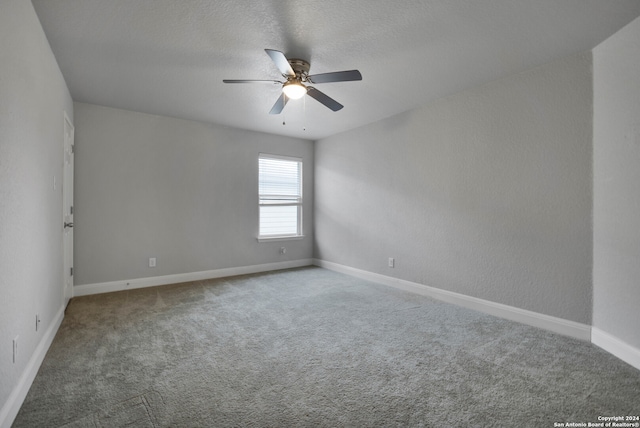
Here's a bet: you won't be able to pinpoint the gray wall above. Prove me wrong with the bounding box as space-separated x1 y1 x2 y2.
314 53 593 324
73 103 313 285
0 0 73 416
593 17 640 349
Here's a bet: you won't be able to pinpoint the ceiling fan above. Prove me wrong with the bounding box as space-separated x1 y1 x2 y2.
223 49 362 114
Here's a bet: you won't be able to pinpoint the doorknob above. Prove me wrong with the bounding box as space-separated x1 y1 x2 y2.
64 222 74 228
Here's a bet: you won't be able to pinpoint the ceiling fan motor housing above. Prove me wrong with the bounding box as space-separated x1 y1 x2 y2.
287 58 310 81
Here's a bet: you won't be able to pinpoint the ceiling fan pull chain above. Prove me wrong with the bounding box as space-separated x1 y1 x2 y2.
303 95 306 131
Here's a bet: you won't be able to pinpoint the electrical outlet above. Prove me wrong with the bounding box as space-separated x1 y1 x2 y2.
36 314 41 331
388 257 395 268
13 335 18 363
149 257 156 268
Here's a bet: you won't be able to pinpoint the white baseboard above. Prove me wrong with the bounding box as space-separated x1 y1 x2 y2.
74 259 314 297
314 259 592 341
592 327 640 371
0 305 65 428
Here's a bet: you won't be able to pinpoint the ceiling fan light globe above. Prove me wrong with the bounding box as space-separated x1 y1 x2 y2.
282 82 307 99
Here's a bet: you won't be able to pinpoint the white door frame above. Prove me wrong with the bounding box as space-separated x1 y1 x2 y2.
63 112 74 304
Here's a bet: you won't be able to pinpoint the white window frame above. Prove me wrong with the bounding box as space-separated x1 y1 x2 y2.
258 153 304 242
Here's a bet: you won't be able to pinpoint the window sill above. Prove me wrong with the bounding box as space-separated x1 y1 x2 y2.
257 235 305 243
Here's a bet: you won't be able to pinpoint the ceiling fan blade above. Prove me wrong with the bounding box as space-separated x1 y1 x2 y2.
306 87 343 112
223 79 282 84
269 93 289 115
307 70 362 84
265 49 295 77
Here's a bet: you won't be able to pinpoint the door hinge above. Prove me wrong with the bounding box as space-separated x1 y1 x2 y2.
70 206 74 215
71 144 75 154
70 267 73 276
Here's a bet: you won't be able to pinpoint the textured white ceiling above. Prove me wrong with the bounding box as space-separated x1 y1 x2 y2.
32 0 640 140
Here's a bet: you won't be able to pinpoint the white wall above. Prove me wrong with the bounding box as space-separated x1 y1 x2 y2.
315 52 593 324
73 103 313 286
0 0 73 425
593 17 640 351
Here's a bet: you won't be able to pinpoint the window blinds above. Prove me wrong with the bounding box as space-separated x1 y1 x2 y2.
259 155 302 237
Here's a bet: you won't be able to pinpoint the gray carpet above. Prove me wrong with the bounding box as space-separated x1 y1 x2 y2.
13 267 640 427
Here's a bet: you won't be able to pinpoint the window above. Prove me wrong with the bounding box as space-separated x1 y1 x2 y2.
258 154 303 240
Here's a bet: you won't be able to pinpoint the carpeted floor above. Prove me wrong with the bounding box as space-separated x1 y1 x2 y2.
13 267 640 427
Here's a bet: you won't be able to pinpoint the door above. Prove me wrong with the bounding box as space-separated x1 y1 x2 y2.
63 113 74 304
